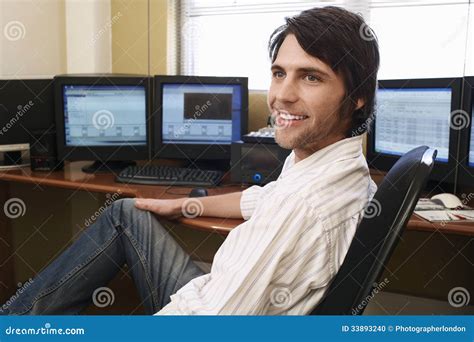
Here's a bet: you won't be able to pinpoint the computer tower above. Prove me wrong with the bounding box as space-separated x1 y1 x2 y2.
230 141 290 184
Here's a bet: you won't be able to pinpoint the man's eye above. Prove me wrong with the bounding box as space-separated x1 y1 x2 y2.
304 74 320 82
273 71 285 79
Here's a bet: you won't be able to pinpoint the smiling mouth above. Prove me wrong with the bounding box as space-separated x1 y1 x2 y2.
272 110 309 128
279 112 309 121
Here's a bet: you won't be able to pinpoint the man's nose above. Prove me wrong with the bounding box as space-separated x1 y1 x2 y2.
275 78 298 103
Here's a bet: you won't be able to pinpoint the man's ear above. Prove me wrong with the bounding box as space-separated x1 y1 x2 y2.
355 98 365 110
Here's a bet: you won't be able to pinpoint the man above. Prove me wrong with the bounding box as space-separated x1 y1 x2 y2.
2 6 379 315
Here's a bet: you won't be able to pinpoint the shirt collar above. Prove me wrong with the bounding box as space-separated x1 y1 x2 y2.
280 135 364 178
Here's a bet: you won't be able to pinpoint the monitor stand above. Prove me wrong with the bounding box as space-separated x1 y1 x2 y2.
81 160 136 174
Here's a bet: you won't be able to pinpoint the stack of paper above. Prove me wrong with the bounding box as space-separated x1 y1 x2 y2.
414 197 474 222
414 210 474 222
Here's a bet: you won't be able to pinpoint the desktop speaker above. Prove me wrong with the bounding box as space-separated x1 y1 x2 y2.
29 130 63 171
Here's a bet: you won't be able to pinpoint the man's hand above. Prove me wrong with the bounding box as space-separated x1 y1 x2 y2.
134 198 186 219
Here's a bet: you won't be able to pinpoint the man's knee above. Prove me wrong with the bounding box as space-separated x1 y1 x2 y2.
109 198 167 240
111 198 135 211
108 198 143 227
109 198 134 214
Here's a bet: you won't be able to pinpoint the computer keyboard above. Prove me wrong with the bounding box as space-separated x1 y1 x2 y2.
115 165 224 186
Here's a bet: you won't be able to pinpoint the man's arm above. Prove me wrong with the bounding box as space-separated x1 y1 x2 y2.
134 191 243 219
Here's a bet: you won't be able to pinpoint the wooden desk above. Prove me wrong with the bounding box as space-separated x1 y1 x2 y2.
0 162 243 235
0 162 472 310
370 170 474 237
0 162 473 236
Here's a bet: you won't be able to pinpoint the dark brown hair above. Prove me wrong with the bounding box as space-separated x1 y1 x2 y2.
268 6 380 136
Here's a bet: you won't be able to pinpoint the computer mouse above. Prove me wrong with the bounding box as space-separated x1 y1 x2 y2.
431 193 463 209
189 188 208 197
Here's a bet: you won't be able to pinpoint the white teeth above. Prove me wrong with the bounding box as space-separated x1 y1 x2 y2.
279 112 308 120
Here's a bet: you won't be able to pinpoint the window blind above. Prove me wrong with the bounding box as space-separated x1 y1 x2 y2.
169 0 472 89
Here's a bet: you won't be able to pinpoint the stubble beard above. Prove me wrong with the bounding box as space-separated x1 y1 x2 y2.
275 118 331 151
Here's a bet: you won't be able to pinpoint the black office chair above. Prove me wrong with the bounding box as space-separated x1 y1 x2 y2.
311 146 437 315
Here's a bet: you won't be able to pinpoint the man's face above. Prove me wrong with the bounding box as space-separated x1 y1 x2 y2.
268 34 350 154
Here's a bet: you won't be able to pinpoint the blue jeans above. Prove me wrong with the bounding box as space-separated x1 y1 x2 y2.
1 198 205 315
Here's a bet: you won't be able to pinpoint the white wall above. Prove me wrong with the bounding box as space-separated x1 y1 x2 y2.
65 0 112 73
0 0 67 78
465 4 474 76
0 0 113 78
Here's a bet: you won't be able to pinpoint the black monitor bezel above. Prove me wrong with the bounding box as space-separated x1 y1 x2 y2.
54 75 151 162
456 76 474 188
0 78 55 145
366 77 462 184
152 75 248 161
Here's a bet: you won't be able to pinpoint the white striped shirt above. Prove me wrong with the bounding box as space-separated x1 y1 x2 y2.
156 135 377 315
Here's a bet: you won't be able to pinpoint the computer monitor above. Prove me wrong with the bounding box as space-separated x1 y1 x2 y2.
456 77 474 189
0 78 55 167
152 75 248 167
366 78 462 188
54 74 151 173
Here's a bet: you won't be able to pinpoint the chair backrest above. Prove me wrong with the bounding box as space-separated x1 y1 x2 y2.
311 146 437 315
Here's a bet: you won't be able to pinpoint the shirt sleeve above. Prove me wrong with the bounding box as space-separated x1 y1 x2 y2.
157 193 333 315
240 183 275 220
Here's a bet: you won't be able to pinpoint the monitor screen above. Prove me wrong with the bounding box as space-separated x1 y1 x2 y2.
63 85 147 147
374 88 452 163
469 97 474 167
161 83 242 145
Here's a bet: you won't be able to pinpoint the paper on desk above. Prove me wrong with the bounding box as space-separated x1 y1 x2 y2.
415 210 474 222
415 198 445 211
